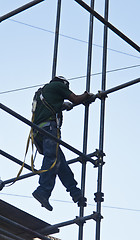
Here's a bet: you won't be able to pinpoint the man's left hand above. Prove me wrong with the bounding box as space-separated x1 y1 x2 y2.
62 102 73 111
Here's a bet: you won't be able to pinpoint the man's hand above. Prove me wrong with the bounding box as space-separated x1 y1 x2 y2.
62 102 73 111
83 92 96 105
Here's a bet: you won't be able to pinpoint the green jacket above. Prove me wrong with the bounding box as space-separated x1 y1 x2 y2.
33 81 72 125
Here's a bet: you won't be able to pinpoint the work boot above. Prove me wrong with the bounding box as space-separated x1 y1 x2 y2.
32 190 53 211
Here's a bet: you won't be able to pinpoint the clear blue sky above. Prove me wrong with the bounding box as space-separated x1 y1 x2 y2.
0 0 140 240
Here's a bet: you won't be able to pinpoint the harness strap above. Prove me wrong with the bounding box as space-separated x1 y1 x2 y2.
8 93 60 186
40 92 56 116
30 91 60 173
30 122 60 174
9 86 62 187
7 113 35 186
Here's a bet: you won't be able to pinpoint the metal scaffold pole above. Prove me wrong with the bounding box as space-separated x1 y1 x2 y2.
0 152 97 190
52 0 62 78
95 0 109 239
74 0 140 53
0 103 97 165
0 0 45 23
78 0 95 239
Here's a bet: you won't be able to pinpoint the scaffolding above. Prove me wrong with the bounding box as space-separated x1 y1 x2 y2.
0 1 140 240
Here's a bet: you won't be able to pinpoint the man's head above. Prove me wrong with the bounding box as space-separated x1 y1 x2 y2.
50 76 69 88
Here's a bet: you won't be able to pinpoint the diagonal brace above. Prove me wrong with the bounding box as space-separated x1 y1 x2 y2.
74 0 140 52
0 103 97 166
0 0 45 23
40 212 103 233
0 150 98 189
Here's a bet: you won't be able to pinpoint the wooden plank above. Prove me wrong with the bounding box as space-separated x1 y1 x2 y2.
0 200 59 239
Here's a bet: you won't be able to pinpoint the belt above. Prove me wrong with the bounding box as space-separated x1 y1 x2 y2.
38 121 51 128
37 119 57 129
33 121 51 138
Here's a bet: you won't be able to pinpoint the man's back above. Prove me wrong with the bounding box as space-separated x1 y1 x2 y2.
33 81 72 125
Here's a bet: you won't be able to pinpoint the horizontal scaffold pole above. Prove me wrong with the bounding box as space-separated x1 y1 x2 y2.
0 103 97 166
67 151 97 165
0 150 97 189
0 0 45 23
1 172 37 187
0 163 35 190
96 77 140 99
40 212 102 233
62 77 140 108
74 0 140 53
0 149 96 171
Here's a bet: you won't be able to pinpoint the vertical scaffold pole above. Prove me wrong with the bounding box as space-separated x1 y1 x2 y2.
52 0 62 78
78 0 95 239
95 0 109 240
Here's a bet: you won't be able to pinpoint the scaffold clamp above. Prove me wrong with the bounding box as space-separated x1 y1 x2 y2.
92 211 103 221
94 149 105 168
77 150 99 165
75 216 86 226
94 192 104 203
96 90 108 100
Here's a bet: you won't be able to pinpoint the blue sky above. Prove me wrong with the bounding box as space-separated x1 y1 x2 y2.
0 0 140 240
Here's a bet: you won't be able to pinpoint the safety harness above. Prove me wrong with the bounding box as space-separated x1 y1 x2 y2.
30 87 61 172
12 87 61 185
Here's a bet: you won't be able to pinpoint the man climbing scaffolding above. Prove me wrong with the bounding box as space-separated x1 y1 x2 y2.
32 76 93 211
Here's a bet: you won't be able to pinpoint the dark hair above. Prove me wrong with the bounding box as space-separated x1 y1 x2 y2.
50 76 69 88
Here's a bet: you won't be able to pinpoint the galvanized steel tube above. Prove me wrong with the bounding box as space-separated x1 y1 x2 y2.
0 0 44 23
95 0 109 240
74 0 140 52
0 150 96 188
0 103 96 165
40 212 98 233
78 1 95 239
52 0 62 78
97 77 140 97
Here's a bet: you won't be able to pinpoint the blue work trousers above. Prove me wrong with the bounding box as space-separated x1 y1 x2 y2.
36 121 81 200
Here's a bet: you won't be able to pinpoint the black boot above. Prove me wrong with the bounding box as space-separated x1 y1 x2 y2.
32 190 53 211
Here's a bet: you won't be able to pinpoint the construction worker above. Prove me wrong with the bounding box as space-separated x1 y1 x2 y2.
32 76 92 211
